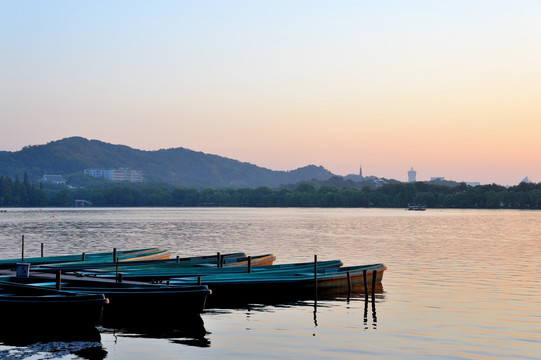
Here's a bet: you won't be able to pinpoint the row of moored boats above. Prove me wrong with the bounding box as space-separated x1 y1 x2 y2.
0 248 386 330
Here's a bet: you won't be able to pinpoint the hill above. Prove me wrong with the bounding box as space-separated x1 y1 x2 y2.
0 137 334 188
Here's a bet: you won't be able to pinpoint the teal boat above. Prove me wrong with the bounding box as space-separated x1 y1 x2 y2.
75 259 344 281
32 251 249 272
0 247 169 269
169 263 387 304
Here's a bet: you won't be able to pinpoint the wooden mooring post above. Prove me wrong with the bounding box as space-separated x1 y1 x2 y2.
41 243 44 257
217 252 221 268
314 254 318 290
115 257 119 282
363 270 368 298
314 254 318 305
371 270 377 300
21 235 24 262
56 271 61 290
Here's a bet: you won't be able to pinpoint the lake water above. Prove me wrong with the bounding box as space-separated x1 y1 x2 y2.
0 208 539 359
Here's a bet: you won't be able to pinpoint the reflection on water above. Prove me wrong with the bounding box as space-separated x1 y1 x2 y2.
317 283 382 330
1 208 540 359
100 314 210 348
205 282 384 331
0 326 106 360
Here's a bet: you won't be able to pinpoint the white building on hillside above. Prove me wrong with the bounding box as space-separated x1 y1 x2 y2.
41 175 67 184
84 168 143 182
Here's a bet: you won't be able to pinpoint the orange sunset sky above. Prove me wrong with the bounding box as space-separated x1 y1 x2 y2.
1 1 540 185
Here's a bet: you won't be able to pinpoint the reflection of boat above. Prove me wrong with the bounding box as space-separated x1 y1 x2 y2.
170 263 387 305
100 314 209 348
0 280 108 329
407 204 426 211
0 326 106 360
0 275 211 320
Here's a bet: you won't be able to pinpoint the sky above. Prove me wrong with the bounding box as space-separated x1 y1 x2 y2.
1 1 540 186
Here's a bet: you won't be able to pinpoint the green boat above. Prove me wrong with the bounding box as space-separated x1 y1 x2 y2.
75 258 344 282
0 247 169 269
32 251 248 272
169 263 387 304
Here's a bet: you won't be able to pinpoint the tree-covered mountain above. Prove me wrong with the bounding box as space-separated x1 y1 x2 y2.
0 137 335 188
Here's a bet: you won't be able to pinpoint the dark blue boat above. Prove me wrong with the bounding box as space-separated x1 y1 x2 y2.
0 281 108 330
0 275 210 324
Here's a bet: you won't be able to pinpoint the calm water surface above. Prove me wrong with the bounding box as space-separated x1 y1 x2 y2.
0 208 539 359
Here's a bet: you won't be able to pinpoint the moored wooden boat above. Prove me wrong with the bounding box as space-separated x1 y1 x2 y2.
0 275 211 319
0 280 108 329
220 253 276 267
33 248 173 270
77 259 344 281
169 263 387 304
32 251 248 272
0 247 169 269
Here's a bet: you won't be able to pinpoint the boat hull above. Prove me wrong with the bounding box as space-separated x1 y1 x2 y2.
0 276 210 321
79 259 342 281
0 282 107 329
0 247 166 269
171 263 387 305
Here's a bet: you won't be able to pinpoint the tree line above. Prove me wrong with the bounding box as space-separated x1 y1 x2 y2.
2 174 541 209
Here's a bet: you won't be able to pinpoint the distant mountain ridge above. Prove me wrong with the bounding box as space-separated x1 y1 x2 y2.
0 137 335 188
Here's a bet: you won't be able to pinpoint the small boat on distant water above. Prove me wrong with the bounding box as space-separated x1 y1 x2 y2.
407 204 426 211
0 280 108 329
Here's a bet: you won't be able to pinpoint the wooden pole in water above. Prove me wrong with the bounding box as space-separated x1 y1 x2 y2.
371 270 377 296
176 256 180 263
82 252 85 261
118 272 123 283
198 276 202 285
248 256 252 273
21 235 24 262
41 243 44 258
113 248 117 262
217 252 221 268
314 254 318 305
115 256 119 282
347 271 351 292
56 271 61 290
314 254 318 290
363 270 368 298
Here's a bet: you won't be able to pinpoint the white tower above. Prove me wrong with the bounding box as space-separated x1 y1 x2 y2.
408 167 416 182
